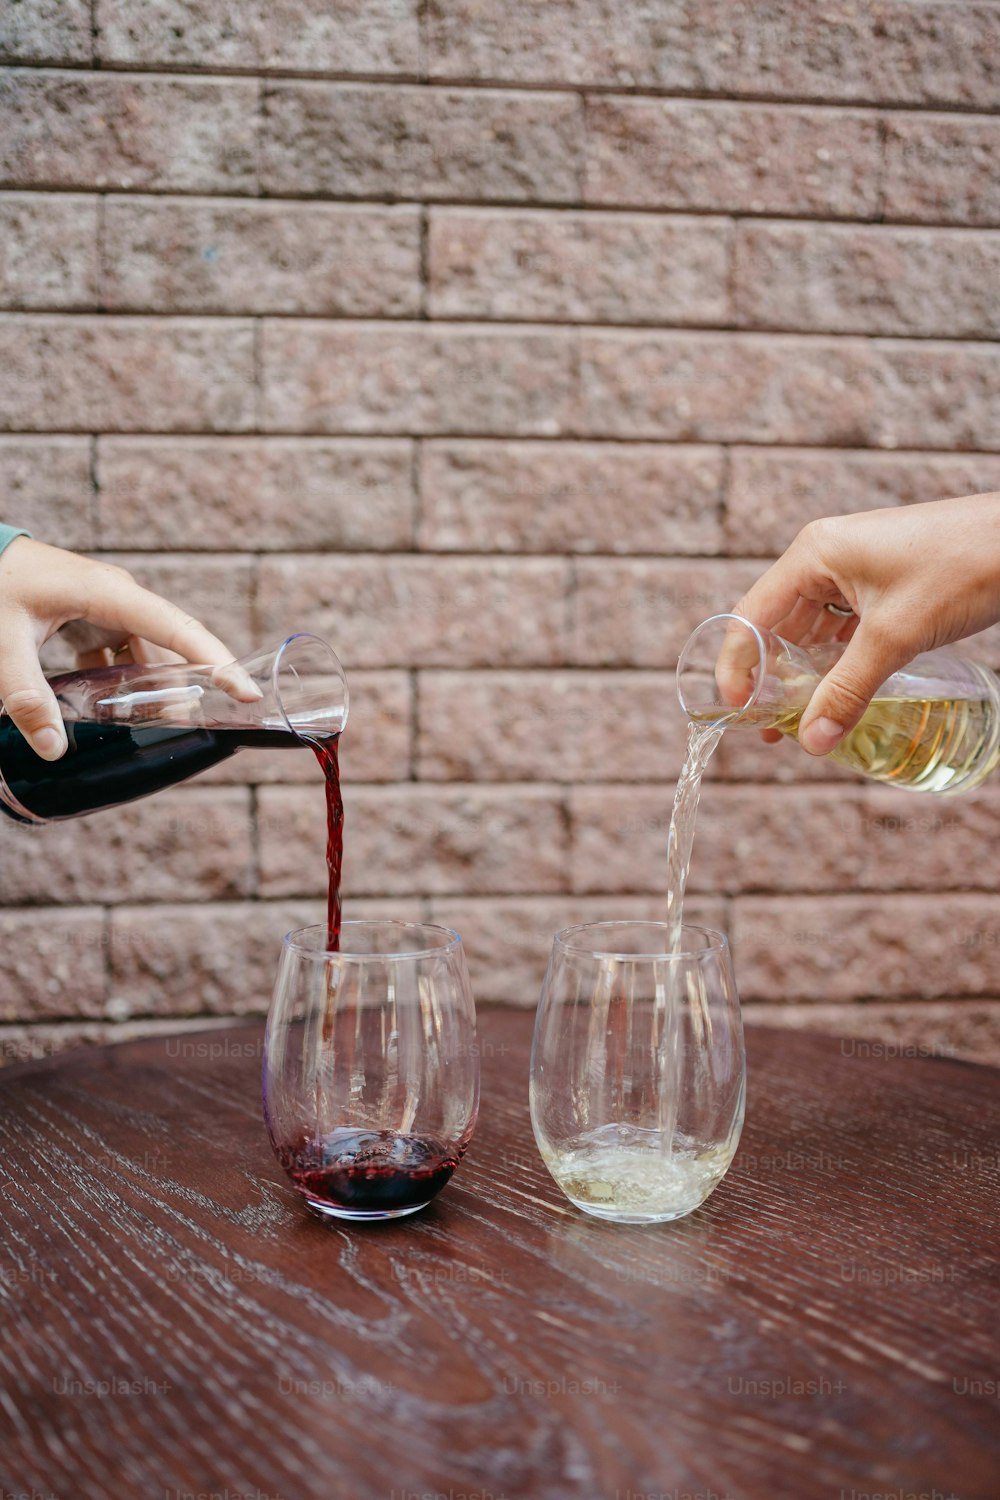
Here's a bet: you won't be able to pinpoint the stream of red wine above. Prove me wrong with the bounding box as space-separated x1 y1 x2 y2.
311 738 344 950
300 740 452 1214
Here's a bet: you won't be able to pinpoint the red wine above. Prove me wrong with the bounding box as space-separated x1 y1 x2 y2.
312 739 344 951
282 1127 459 1213
0 716 303 823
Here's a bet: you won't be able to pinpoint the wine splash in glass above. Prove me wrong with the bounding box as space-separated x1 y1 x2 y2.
264 921 479 1222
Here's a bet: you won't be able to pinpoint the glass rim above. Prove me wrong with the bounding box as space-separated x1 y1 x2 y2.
552 921 730 962
676 611 767 719
272 631 349 743
283 920 463 962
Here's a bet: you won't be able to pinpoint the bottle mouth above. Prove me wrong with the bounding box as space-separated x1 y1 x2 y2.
676 613 767 722
272 634 350 742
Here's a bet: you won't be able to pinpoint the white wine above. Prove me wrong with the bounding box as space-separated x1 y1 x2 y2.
539 1123 735 1223
679 611 1000 796
723 695 1000 795
664 719 725 947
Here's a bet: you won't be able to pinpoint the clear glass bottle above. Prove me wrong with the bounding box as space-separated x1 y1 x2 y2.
0 633 348 823
677 612 1000 795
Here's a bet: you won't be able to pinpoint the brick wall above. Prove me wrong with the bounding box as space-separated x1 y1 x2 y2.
2 2 1000 1065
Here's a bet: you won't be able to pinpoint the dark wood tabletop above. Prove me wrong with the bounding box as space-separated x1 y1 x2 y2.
0 1008 998 1500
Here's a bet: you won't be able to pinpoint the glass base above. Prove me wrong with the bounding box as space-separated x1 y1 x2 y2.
305 1197 431 1223
567 1195 709 1225
539 1126 735 1225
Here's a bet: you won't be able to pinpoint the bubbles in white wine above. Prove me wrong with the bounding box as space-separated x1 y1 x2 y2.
540 1123 735 1223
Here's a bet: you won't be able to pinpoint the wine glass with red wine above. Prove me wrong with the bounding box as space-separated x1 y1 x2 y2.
263 922 479 1222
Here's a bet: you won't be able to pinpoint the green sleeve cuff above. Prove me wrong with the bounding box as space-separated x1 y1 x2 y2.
0 525 31 556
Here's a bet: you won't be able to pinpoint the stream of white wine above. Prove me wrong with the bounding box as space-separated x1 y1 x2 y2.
664 718 727 949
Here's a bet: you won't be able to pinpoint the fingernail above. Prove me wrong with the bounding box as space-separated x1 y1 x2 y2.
32 727 67 761
800 717 845 756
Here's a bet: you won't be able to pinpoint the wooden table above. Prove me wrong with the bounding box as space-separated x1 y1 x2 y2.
1 1009 997 1500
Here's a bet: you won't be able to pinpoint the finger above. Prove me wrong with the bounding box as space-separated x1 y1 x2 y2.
84 575 261 703
127 634 261 702
798 616 912 755
83 571 235 668
59 619 120 656
734 523 851 636
768 596 830 646
0 623 68 759
760 728 783 745
798 597 855 642
732 565 804 635
211 659 263 703
75 646 115 670
714 615 763 711
127 637 185 666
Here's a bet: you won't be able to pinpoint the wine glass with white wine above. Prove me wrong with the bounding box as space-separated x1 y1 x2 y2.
530 922 745 1225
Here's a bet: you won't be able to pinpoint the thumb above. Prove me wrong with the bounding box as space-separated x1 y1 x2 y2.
798 618 909 756
0 631 68 761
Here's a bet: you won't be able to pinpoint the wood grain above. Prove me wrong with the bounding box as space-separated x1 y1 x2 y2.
0 1011 997 1500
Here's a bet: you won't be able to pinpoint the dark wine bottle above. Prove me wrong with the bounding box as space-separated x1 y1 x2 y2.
0 635 348 824
0 717 300 823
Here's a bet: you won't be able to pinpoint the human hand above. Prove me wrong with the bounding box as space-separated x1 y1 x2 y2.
0 539 238 760
732 492 1000 754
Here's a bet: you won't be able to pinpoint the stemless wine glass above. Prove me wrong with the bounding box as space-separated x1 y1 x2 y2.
530 922 745 1225
263 922 479 1223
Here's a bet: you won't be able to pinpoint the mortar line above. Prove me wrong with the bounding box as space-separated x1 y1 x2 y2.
94 190 108 310
8 62 1000 118
102 905 112 1014
418 204 430 319
88 434 101 548
255 75 266 197
251 316 264 429
249 784 261 901
874 113 889 223
409 670 420 782
12 434 1000 461
417 0 429 83
3 308 997 344
6 184 1000 233
409 438 423 549
718 444 734 554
